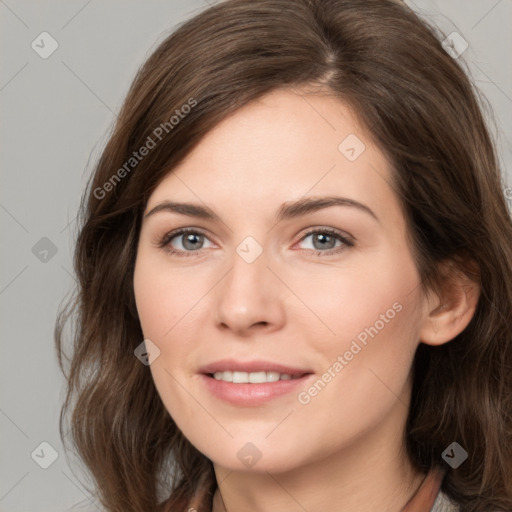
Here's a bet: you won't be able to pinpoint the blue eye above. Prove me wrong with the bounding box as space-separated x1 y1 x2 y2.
158 229 214 257
157 227 354 257
297 228 354 255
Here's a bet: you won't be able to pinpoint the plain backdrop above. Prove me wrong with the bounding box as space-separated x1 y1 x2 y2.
1 1 511 511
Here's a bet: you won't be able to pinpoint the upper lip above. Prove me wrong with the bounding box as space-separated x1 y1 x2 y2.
198 359 313 376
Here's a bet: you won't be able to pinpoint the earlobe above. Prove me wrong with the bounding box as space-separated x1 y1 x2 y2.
419 268 481 347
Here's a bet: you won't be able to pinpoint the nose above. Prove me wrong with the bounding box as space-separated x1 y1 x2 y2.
213 247 286 337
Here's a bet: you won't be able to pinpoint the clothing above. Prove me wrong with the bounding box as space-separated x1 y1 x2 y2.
431 490 461 512
402 466 459 512
69 468 462 512
209 467 460 512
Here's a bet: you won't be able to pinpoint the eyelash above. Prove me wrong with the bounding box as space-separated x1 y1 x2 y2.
156 227 354 258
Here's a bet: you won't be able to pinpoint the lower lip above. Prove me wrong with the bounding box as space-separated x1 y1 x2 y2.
200 374 314 406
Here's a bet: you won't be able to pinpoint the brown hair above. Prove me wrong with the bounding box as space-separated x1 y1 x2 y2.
55 0 512 511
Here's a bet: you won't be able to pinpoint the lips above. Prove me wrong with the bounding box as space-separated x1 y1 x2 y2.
197 359 314 406
198 358 312 376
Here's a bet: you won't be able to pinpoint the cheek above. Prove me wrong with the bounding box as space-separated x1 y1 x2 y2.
133 250 208 341
287 250 422 422
287 248 421 355
133 256 201 425
133 253 212 414
289 284 421 461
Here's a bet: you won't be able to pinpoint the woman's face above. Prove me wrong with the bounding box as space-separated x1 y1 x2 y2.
133 87 429 474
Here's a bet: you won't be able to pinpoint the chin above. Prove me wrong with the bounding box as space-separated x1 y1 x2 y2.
211 452 304 474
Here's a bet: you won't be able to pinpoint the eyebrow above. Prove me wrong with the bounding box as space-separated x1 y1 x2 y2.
143 196 379 224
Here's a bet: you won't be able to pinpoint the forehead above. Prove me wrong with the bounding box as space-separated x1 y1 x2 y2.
146 87 394 217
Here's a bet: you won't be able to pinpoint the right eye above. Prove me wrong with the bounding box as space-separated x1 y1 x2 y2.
158 228 215 257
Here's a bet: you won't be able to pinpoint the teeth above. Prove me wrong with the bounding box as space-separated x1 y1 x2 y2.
212 371 300 383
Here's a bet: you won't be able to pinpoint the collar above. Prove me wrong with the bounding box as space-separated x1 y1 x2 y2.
210 467 447 512
400 466 446 512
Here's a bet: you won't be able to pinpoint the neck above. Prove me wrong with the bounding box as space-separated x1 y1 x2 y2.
211 399 425 512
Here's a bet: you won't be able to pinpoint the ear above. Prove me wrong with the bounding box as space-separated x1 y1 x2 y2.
419 260 481 346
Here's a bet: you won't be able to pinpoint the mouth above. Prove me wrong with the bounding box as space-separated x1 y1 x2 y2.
198 358 312 377
198 360 314 406
207 370 308 383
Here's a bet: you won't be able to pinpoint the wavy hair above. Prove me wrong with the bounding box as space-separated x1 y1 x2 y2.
55 0 512 510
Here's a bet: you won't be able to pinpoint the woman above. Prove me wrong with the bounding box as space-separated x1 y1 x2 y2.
55 0 512 511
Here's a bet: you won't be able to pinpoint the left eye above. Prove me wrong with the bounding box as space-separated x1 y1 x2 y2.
297 230 352 252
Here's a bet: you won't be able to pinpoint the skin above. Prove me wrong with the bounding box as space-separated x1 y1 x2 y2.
133 86 480 512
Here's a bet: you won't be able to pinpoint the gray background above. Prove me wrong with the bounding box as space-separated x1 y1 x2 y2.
1 1 511 511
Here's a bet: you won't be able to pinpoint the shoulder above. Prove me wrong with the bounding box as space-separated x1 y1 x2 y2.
430 490 460 512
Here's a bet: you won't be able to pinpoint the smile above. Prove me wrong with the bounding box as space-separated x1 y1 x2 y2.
211 371 306 383
200 372 314 406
